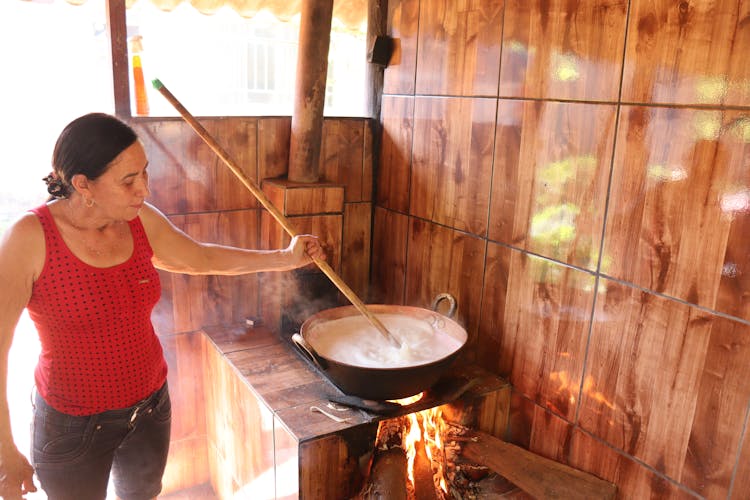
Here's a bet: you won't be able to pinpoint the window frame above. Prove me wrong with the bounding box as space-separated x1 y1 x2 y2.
106 0 131 118
105 0 383 120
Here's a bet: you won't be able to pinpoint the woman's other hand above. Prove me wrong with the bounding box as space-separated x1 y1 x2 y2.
286 235 326 270
0 445 36 499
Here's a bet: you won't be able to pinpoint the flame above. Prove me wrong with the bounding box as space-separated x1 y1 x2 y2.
391 393 424 406
389 393 449 495
405 413 421 482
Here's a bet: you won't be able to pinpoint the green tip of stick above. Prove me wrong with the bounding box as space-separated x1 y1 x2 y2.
151 78 164 90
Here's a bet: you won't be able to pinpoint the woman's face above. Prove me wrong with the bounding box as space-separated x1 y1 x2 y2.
87 141 150 220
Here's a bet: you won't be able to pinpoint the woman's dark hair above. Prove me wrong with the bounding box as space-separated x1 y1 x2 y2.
44 113 139 199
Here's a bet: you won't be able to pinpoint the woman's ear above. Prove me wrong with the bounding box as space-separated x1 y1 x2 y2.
70 174 92 197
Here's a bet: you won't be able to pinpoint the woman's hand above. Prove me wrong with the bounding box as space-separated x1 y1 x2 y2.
286 235 326 270
0 445 36 499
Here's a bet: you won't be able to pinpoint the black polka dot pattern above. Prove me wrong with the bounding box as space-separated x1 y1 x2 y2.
27 205 167 416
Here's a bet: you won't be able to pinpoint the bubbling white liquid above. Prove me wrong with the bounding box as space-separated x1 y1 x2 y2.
307 314 463 368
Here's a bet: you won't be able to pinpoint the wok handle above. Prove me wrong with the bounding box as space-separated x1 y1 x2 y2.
152 79 401 350
431 293 457 318
292 334 328 370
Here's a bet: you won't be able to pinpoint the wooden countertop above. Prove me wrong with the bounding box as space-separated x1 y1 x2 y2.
201 323 509 443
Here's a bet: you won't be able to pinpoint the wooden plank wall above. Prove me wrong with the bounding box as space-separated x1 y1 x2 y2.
129 115 374 494
374 1 750 499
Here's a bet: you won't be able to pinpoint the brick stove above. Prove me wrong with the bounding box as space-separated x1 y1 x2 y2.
200 323 511 499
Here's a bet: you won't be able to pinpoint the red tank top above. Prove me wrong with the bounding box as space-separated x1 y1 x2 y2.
27 204 167 416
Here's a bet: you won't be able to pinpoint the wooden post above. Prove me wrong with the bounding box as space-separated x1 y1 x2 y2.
366 0 388 120
365 0 388 214
106 0 131 118
288 0 334 183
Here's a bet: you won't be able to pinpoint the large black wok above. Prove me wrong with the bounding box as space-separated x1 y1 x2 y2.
292 294 467 401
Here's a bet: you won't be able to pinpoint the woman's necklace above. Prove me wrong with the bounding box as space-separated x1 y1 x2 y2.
82 237 106 257
64 200 115 258
73 226 111 258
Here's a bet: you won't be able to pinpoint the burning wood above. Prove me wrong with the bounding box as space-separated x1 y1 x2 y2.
354 375 615 499
359 417 409 499
361 446 409 500
358 393 451 500
412 442 438 498
358 405 616 500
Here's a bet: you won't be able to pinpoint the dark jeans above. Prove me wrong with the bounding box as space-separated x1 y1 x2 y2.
31 383 171 500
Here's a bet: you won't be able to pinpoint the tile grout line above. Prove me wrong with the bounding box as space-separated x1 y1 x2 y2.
727 398 750 499
382 93 750 112
399 0 424 306
373 207 750 327
599 273 750 327
477 0 507 344
514 391 704 499
572 0 633 428
476 87 503 367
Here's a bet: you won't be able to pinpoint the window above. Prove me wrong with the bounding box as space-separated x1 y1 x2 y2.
245 25 296 107
126 2 367 117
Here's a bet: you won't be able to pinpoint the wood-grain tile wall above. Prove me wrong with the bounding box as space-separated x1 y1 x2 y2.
375 0 750 498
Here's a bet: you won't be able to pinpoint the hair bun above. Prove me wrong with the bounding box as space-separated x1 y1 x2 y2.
43 173 68 199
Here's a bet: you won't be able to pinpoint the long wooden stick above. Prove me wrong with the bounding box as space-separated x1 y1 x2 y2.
152 79 401 348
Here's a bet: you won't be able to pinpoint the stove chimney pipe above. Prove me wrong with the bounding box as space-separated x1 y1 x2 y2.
288 0 334 183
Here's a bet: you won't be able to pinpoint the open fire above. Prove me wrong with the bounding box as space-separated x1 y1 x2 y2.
360 392 456 499
396 393 448 497
350 373 510 499
355 384 618 500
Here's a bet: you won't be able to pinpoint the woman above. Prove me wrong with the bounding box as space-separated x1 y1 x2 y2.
0 113 325 499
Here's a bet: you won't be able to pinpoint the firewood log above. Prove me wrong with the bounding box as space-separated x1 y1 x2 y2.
459 430 616 499
361 447 409 500
413 430 439 500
